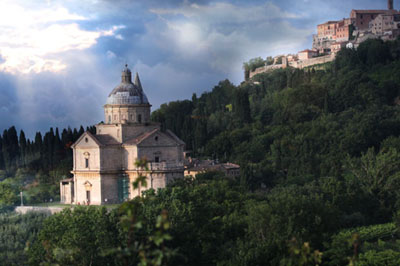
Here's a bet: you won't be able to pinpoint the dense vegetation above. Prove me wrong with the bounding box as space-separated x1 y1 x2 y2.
2 38 400 265
0 126 94 204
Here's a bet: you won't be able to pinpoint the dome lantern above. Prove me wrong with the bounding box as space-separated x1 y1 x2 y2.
121 64 132 83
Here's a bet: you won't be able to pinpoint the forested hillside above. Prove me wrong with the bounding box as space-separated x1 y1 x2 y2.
0 126 94 204
1 38 400 265
152 38 400 191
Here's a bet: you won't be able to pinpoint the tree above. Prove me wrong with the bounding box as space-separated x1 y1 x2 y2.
28 207 120 266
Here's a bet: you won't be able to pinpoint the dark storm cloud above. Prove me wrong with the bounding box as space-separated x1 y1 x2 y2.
0 0 397 137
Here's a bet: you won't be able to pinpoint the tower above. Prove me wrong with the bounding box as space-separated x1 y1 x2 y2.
388 0 394 10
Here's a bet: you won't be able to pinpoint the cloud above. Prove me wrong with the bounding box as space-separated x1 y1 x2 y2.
147 1 312 83
0 0 345 138
0 1 124 74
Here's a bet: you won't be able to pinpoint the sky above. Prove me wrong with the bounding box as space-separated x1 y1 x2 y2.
0 0 397 138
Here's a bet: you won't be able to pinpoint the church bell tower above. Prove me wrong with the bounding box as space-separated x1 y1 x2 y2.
388 0 394 10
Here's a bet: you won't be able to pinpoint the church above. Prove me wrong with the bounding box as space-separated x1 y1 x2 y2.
60 65 185 205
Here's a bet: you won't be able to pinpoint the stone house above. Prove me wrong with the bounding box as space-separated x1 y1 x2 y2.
60 66 185 205
370 13 400 36
298 49 319 60
184 159 240 178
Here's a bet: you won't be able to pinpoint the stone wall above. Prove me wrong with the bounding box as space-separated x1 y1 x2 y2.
15 206 66 215
249 64 284 79
289 54 335 69
249 54 335 79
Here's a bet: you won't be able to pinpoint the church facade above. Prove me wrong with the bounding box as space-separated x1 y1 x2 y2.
60 66 185 205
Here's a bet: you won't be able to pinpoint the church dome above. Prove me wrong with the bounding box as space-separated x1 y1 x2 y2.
106 65 149 105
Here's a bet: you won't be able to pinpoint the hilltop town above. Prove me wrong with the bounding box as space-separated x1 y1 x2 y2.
245 0 400 80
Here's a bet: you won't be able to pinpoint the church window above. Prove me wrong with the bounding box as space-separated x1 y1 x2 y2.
86 191 91 203
85 158 89 168
118 176 130 202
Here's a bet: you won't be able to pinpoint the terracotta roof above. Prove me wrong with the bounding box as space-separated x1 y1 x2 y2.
352 9 395 14
71 131 103 148
92 135 120 145
165 129 185 145
299 49 318 53
124 128 159 145
187 162 240 172
318 21 338 26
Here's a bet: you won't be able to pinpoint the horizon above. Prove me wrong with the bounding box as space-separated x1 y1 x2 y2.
0 0 398 138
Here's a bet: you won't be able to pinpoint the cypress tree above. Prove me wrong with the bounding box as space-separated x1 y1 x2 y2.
34 132 43 164
0 135 4 170
2 130 10 173
19 130 27 167
7 126 19 172
78 126 85 136
72 128 79 141
54 128 63 162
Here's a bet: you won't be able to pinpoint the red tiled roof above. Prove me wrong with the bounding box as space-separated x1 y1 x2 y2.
124 128 159 145
318 21 339 26
299 49 318 53
92 134 120 145
352 9 395 14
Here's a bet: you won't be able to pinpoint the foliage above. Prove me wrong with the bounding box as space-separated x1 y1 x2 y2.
28 207 119 266
0 212 48 266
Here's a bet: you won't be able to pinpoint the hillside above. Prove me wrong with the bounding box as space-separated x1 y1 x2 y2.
2 38 400 265
153 38 400 190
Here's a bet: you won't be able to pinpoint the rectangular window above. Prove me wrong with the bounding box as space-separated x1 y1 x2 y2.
85 158 89 168
86 191 91 203
155 156 160 163
118 177 130 202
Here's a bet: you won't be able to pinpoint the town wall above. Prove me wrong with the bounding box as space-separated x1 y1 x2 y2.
249 54 335 78
290 54 335 69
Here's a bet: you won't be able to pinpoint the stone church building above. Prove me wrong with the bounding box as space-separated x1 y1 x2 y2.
60 66 185 205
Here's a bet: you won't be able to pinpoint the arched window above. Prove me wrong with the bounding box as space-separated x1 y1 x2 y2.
84 152 90 168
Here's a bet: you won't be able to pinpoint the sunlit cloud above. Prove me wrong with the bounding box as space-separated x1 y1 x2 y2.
149 1 311 74
0 1 124 74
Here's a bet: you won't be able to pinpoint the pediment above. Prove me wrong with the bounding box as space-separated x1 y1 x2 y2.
71 132 102 149
137 129 182 147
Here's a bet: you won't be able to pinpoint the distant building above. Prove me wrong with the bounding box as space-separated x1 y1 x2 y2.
60 65 185 205
331 42 347 54
370 13 400 37
246 0 400 81
350 9 398 31
317 21 339 41
184 159 240 178
298 49 319 60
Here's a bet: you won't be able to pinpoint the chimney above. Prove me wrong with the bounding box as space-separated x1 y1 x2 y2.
388 0 394 10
